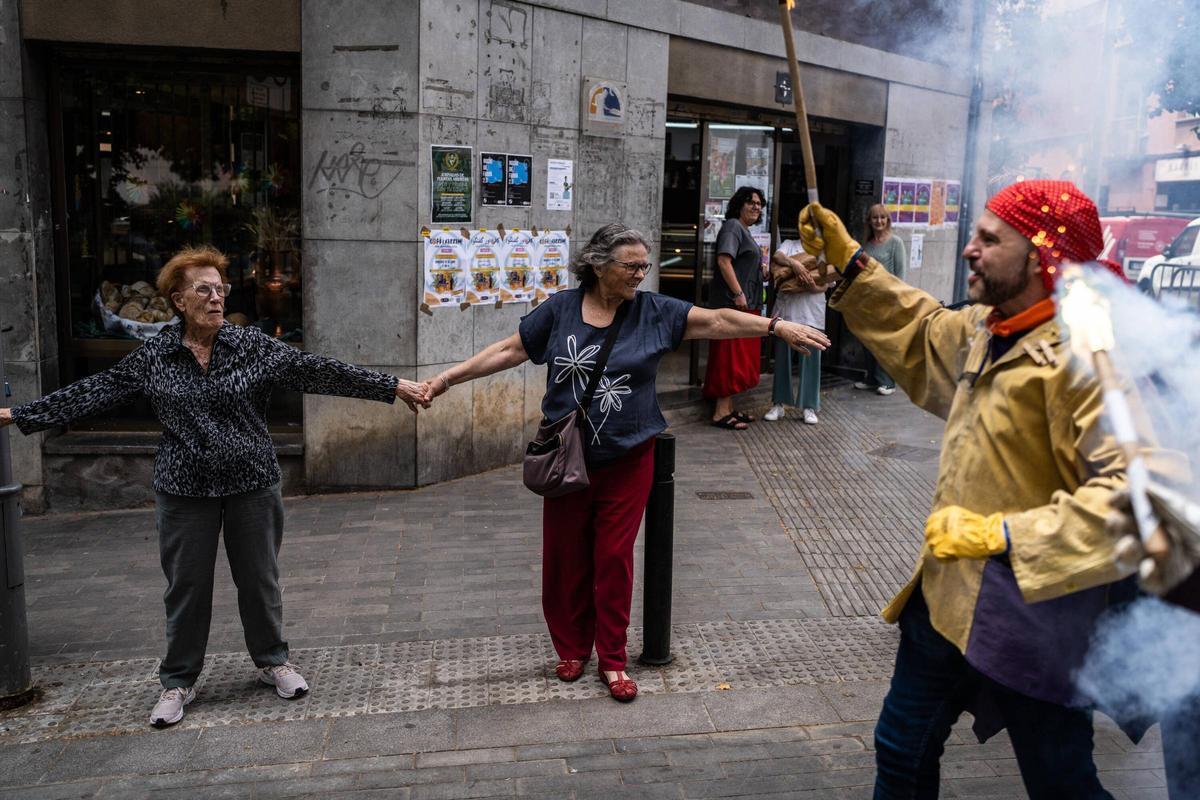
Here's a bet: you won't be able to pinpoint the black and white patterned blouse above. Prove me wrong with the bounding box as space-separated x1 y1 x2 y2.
13 323 399 497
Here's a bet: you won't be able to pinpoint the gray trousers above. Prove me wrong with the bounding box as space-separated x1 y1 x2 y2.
155 483 289 688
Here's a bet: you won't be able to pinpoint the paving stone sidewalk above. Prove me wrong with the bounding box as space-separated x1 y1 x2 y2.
0 384 1170 798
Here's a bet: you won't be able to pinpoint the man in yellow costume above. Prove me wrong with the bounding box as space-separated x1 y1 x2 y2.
799 181 1131 800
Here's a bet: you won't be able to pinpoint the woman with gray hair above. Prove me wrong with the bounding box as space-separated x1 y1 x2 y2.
423 223 828 701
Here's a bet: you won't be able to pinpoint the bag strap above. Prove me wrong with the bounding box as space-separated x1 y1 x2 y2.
578 300 630 415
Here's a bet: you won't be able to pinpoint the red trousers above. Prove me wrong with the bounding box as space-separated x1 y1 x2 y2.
541 438 655 671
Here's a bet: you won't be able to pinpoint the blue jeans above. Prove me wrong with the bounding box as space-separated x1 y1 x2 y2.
863 348 894 389
771 337 821 410
874 587 1113 800
1163 692 1200 799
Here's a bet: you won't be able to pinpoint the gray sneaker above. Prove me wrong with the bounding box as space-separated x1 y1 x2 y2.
150 686 196 728
259 663 309 699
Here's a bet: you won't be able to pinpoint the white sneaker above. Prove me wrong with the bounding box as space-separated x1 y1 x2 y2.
876 386 896 396
259 663 309 699
802 408 819 425
853 381 873 390
150 686 195 728
764 404 785 421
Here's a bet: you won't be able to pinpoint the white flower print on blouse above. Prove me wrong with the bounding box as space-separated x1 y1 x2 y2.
551 334 631 446
552 334 600 403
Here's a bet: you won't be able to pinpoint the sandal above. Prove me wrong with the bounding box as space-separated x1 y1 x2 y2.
599 668 638 702
555 659 586 682
711 414 748 431
733 410 756 423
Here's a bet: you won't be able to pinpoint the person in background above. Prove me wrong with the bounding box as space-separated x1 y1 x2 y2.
858 203 907 396
421 224 828 701
0 246 429 729
705 186 768 430
764 239 828 424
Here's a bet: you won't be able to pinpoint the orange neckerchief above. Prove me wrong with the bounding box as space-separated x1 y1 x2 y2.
986 298 1056 337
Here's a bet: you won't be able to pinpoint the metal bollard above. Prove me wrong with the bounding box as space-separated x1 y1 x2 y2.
0 322 31 702
639 433 675 666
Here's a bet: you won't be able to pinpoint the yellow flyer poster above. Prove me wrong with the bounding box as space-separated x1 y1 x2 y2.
422 229 466 307
465 229 503 305
500 229 535 303
534 230 570 302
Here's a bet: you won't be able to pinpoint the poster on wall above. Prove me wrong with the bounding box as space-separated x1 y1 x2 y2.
500 229 536 303
546 158 573 210
883 179 901 223
898 182 916 225
910 233 925 269
708 137 737 199
431 145 473 224
480 153 507 207
914 181 932 225
945 181 961 224
751 231 772 271
745 146 770 180
464 229 504 304
506 154 532 207
703 199 726 243
930 180 947 227
534 230 571 302
422 228 467 307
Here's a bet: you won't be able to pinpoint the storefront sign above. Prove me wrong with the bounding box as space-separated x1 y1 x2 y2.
1155 155 1200 183
546 158 573 211
774 71 792 105
581 77 626 137
855 179 875 196
431 145 473 224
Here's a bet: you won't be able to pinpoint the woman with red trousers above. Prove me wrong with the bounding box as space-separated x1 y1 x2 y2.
423 224 828 701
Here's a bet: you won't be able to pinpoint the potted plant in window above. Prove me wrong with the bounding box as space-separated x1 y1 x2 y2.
244 206 300 336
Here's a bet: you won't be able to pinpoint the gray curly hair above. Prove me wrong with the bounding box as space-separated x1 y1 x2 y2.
572 223 651 290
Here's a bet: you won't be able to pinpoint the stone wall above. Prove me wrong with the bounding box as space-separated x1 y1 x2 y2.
0 3 56 513
300 0 667 489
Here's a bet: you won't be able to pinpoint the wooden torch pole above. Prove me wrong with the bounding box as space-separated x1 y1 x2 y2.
778 0 819 204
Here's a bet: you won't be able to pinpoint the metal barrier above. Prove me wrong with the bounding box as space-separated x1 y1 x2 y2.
0 322 31 702
1149 263 1200 310
639 433 675 666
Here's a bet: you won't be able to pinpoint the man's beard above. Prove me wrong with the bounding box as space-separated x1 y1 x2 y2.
970 266 1031 308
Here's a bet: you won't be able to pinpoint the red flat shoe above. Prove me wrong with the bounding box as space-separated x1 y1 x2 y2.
599 668 638 702
555 659 585 682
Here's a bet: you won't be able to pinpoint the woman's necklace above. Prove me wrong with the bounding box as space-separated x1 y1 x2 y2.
183 335 213 372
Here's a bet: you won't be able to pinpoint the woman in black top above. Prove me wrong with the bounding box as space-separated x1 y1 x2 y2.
0 245 428 728
706 187 769 430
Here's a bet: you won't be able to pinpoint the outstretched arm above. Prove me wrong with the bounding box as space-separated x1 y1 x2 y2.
426 332 529 400
4 348 148 434
682 307 829 355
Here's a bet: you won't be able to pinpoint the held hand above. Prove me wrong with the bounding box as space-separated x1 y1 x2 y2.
426 374 452 400
395 379 431 413
924 506 1008 560
1108 483 1200 598
0 408 12 428
799 204 861 270
776 322 830 356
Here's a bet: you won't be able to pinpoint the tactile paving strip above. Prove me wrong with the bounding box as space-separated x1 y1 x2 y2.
0 617 898 744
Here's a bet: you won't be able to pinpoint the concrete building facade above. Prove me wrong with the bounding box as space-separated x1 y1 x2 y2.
1 0 979 512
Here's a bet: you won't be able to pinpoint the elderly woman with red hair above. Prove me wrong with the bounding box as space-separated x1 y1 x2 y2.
0 245 428 728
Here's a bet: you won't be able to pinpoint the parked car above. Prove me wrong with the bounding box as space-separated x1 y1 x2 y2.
1098 214 1192 283
1136 216 1200 296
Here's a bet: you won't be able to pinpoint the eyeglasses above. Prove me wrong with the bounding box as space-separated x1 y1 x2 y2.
190 282 232 298
611 258 651 275
746 199 764 207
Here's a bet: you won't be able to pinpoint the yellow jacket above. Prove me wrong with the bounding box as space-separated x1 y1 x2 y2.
830 259 1129 653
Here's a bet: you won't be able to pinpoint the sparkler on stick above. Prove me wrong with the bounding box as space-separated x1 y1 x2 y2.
1059 265 1171 570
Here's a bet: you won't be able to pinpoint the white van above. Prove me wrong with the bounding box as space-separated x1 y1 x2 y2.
1139 216 1200 296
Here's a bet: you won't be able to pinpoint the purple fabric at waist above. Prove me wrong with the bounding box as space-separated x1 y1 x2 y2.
965 558 1110 706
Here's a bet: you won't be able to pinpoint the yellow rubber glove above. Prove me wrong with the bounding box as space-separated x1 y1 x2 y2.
798 203 861 271
924 506 1009 561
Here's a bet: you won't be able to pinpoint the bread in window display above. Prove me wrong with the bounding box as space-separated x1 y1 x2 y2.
95 280 178 339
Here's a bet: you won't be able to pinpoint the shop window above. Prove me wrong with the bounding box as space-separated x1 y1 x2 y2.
53 53 302 429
